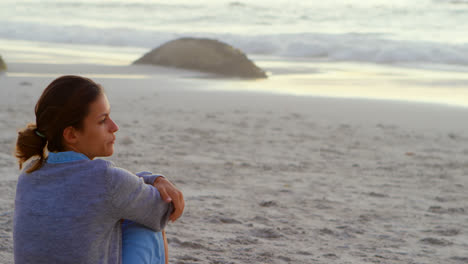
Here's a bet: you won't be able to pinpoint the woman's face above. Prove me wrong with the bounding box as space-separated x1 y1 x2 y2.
72 93 119 159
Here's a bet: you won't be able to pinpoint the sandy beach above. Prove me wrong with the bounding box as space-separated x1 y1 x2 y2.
1 62 468 264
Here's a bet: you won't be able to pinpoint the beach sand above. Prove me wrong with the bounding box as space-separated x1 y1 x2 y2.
1 63 467 264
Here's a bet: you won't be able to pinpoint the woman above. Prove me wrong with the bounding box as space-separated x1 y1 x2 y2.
14 75 184 264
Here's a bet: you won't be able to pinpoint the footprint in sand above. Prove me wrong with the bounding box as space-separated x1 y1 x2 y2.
175 255 201 262
224 235 259 245
250 228 282 239
434 229 461 236
450 256 468 263
366 192 388 198
419 237 453 246
168 237 208 250
209 216 242 224
322 253 339 259
251 215 269 224
259 200 278 207
424 228 461 237
428 206 465 215
296 250 313 256
318 228 334 236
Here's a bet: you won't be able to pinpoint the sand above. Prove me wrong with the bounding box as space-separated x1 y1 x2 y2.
1 63 468 264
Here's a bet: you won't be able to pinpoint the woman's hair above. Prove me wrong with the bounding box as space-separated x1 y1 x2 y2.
15 75 104 173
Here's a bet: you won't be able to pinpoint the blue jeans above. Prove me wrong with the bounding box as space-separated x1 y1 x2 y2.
121 220 165 264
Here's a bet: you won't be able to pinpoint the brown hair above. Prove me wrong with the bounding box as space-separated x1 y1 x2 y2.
15 75 104 172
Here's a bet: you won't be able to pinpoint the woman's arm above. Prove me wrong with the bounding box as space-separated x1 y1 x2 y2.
153 177 185 222
106 166 173 231
136 171 185 222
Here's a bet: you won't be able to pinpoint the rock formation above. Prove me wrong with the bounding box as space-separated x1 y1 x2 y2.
133 38 267 79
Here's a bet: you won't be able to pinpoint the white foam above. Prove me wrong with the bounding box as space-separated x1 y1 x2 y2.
2 20 468 67
2 0 468 68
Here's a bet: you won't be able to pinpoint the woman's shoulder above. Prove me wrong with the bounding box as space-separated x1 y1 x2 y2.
92 159 135 179
89 158 114 168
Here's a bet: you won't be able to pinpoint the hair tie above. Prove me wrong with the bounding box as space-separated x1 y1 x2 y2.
35 129 46 139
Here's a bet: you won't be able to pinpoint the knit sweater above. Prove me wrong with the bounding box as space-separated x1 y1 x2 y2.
14 153 172 264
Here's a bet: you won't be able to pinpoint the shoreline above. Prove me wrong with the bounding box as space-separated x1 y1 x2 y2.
3 59 468 109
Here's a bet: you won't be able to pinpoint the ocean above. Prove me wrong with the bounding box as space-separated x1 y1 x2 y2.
1 0 468 106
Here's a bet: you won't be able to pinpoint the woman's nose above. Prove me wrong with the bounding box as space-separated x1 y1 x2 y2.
109 118 119 132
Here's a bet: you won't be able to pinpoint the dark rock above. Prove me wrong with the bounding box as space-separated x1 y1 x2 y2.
0 55 6 72
133 38 267 79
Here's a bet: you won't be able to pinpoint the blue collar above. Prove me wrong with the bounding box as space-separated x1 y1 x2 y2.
47 151 90 164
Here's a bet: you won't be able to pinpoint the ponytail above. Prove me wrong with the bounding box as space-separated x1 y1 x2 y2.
15 123 47 173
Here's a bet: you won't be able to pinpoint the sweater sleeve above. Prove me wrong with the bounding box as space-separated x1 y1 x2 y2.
106 165 173 232
135 171 164 185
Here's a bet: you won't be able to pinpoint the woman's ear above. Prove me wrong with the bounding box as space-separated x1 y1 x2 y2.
63 126 79 146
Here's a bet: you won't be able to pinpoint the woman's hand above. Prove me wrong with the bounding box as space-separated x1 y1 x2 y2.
153 177 184 222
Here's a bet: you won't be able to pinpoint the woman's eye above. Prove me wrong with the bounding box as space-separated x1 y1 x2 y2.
99 119 106 124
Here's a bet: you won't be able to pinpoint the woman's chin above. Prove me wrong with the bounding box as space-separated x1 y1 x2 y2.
106 147 115 157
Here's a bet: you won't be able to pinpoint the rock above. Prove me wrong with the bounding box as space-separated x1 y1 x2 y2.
0 55 6 72
133 38 267 79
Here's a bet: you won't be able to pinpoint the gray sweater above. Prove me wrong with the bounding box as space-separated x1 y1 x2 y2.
14 158 172 264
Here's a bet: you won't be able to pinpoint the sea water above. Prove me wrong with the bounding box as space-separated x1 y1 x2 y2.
1 0 468 106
